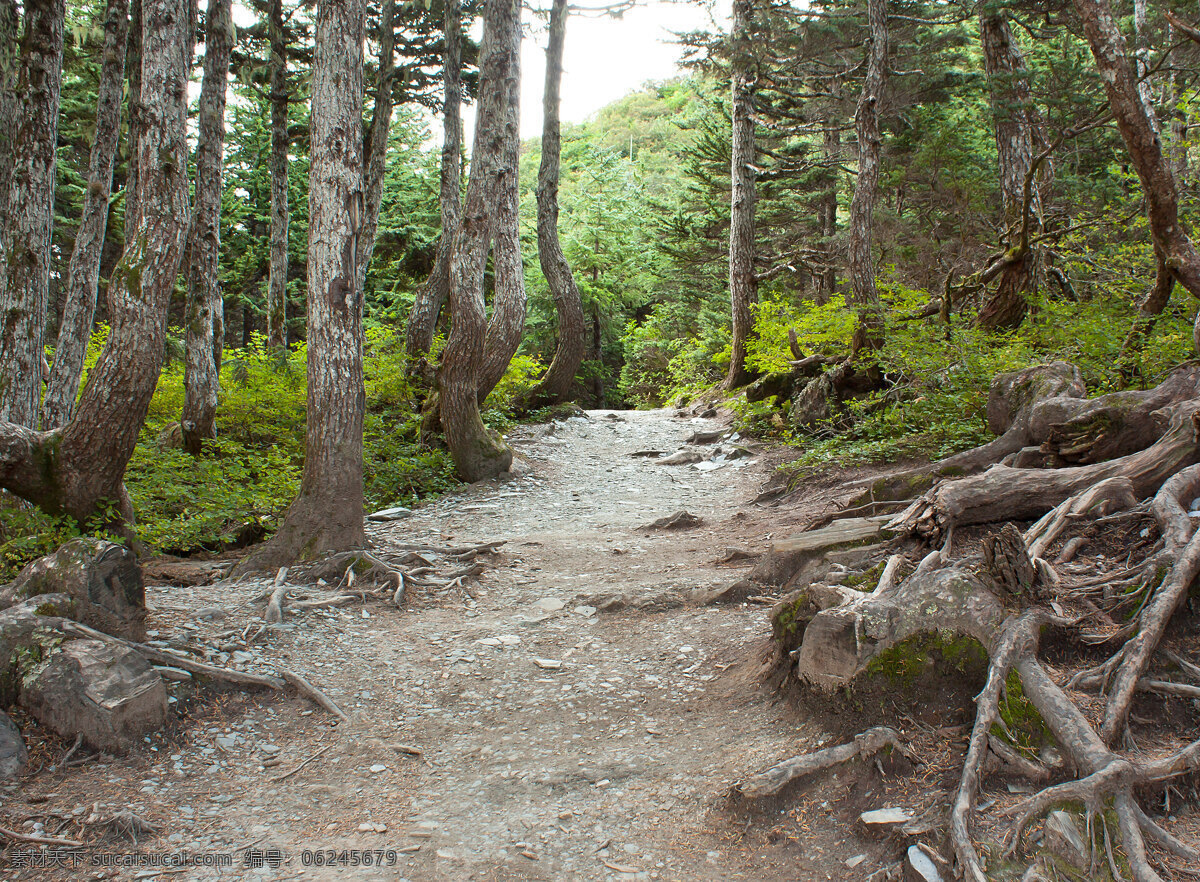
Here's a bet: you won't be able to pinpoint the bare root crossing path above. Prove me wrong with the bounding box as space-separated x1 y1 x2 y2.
6 410 886 881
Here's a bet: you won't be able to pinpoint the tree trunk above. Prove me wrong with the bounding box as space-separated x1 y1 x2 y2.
722 0 758 390
817 120 839 305
404 0 462 366
0 0 66 427
524 0 584 407
476 16 525 406
0 0 189 525
1073 0 1200 351
121 0 142 242
976 8 1046 331
181 0 233 455
438 0 517 482
847 0 887 354
237 0 366 570
0 0 20 257
265 0 289 351
355 0 394 297
41 0 129 430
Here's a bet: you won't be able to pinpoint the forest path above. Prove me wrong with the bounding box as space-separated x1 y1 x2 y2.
17 409 891 882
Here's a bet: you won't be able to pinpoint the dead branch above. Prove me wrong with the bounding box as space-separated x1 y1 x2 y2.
736 727 908 798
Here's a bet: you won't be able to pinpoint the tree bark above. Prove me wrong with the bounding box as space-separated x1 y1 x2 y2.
404 0 462 366
438 0 517 482
847 0 886 354
976 7 1046 331
41 0 129 430
722 0 758 390
0 0 20 259
0 0 189 525
1073 0 1200 351
355 0 394 297
817 119 839 305
181 0 233 455
122 0 142 242
265 0 289 350
524 0 584 407
238 0 366 570
476 13 525 406
0 0 66 427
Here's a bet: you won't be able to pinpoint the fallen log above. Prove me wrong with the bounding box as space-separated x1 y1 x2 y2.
888 399 1200 541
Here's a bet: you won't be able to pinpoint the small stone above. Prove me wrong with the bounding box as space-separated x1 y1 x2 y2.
370 764 388 773
497 635 522 645
846 854 867 868
368 507 412 522
534 598 565 613
860 808 912 825
904 846 942 882
533 658 562 670
574 606 597 617
192 607 227 621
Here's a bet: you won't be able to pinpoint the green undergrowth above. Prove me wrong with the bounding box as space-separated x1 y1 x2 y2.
703 278 1199 481
2 326 544 579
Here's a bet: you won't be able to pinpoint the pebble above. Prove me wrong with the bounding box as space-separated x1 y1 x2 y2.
859 807 912 825
534 598 566 612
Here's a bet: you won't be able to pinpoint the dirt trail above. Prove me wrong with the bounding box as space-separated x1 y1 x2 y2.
3 409 906 882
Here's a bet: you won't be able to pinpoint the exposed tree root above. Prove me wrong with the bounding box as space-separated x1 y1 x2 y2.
735 726 910 798
760 437 1200 880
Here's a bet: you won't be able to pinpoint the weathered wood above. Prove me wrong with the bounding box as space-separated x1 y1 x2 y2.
982 524 1037 598
280 669 349 722
891 399 1200 540
748 516 892 589
737 727 906 797
61 621 284 690
851 362 1085 504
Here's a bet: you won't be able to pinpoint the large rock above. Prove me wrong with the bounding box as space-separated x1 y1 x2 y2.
0 594 73 704
4 539 146 639
0 710 28 779
21 639 167 753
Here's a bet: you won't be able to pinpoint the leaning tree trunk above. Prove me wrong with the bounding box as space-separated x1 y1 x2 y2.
438 0 517 481
0 0 189 525
1073 0 1200 353
0 0 66 427
523 0 584 407
354 0 394 297
475 17 525 407
847 0 887 354
404 0 462 367
42 0 129 430
236 0 366 571
722 0 758 391
181 0 233 455
976 8 1048 332
265 0 289 350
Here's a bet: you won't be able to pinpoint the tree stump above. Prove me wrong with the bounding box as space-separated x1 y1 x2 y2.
981 524 1038 599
